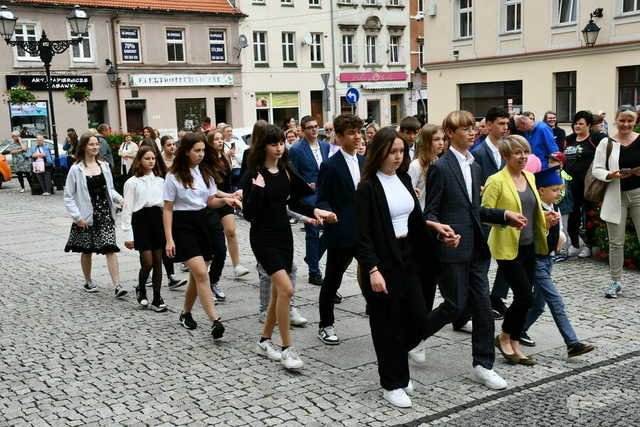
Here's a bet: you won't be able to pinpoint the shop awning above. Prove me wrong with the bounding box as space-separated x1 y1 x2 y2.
360 81 409 90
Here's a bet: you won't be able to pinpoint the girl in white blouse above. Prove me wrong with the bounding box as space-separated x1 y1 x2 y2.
122 145 167 312
408 124 445 210
163 132 241 341
118 134 139 175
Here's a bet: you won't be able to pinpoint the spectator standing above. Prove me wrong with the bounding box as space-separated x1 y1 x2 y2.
161 136 177 169
284 128 298 149
598 110 609 134
542 111 567 149
63 128 79 160
28 135 54 196
96 124 114 169
365 122 380 144
7 131 31 193
200 117 213 134
398 116 421 161
118 134 139 175
514 115 559 169
222 125 247 190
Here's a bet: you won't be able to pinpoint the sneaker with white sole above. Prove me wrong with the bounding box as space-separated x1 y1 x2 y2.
318 326 340 345
211 283 226 302
135 286 149 308
471 365 508 390
281 347 304 370
289 307 308 327
114 284 128 299
568 246 581 257
256 339 282 361
83 280 97 292
179 312 197 329
233 264 250 278
578 247 591 258
167 275 187 290
408 340 427 365
404 380 414 394
150 297 167 312
605 281 622 299
179 263 189 273
454 320 473 334
382 388 412 408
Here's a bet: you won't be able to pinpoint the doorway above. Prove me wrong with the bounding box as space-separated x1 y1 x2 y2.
176 98 206 132
125 100 146 134
367 99 381 125
390 94 404 125
310 90 324 127
214 97 230 125
87 100 108 128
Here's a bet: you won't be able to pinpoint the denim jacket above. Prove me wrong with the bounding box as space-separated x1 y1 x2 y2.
63 161 123 226
27 144 54 165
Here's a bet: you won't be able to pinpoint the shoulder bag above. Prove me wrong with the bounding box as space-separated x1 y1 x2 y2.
584 138 613 203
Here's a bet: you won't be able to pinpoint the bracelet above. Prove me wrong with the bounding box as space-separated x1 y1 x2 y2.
369 268 379 275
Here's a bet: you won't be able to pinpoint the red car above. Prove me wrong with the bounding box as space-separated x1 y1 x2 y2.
0 152 12 188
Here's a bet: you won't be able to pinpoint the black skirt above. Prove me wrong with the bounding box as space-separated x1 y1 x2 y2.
171 209 214 263
132 206 165 251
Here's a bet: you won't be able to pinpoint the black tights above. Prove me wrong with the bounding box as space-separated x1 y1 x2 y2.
16 172 29 189
139 249 163 297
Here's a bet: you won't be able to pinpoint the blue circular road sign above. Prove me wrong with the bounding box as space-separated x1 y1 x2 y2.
345 88 360 105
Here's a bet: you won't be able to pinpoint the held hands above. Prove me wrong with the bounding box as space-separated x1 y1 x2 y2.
252 173 265 188
434 223 461 248
232 189 243 200
224 197 242 209
369 269 388 294
76 220 88 229
313 208 337 225
544 210 561 229
506 210 528 230
305 217 321 226
124 241 135 250
166 240 176 259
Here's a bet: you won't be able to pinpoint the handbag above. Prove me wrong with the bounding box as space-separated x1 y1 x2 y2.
584 138 613 203
32 158 45 174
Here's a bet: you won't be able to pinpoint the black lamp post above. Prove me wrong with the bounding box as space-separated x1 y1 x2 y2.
582 8 603 47
105 58 120 87
0 4 90 189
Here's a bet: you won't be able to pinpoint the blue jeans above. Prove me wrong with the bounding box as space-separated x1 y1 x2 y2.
304 223 326 276
523 256 578 346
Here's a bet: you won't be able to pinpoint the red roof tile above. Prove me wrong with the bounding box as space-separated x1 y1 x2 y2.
12 0 243 16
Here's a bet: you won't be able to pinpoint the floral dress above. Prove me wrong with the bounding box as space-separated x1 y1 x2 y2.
8 142 31 173
64 170 119 254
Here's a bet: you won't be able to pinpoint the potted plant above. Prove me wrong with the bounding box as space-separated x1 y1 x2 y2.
65 87 91 104
5 87 37 104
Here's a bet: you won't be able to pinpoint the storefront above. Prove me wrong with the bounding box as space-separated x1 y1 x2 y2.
255 92 299 126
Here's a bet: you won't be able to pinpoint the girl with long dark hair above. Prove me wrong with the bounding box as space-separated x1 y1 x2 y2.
242 124 336 370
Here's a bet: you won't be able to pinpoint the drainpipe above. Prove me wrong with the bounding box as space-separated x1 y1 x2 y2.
110 15 123 131
329 0 338 117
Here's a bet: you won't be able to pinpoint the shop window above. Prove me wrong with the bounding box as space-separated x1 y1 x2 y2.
255 92 299 124
459 80 523 118
504 0 522 33
125 100 146 134
619 66 640 109
10 101 49 138
367 100 381 125
342 34 355 64
167 29 185 63
310 33 323 63
210 30 226 63
87 100 108 128
390 94 404 125
14 23 38 60
557 0 577 24
253 31 267 64
176 98 206 132
281 32 296 64
456 0 473 39
120 27 141 62
340 96 353 114
555 71 576 123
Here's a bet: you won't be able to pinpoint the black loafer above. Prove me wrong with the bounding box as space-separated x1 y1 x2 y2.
308 274 323 286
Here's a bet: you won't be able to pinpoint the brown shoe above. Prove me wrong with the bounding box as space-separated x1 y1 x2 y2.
517 356 536 366
495 335 519 364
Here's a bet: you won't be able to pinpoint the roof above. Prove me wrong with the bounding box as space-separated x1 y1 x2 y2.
11 0 244 16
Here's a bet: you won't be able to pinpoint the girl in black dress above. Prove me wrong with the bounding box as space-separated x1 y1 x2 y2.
242 124 336 370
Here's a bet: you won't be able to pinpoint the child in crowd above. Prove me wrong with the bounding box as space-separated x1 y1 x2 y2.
518 166 595 358
547 152 573 261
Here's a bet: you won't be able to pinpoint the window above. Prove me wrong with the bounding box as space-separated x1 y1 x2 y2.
70 25 92 62
120 27 141 62
366 35 377 64
166 29 185 62
342 34 354 64
457 0 473 38
623 0 640 13
281 0 293 5
209 30 226 62
418 0 424 13
504 0 522 32
555 72 576 123
418 41 424 66
253 31 267 63
281 32 295 63
255 92 299 124
389 35 401 63
619 66 640 109
364 0 379 4
388 0 401 5
310 33 323 63
14 23 38 59
557 0 577 24
176 98 206 132
459 80 523 118
309 0 320 5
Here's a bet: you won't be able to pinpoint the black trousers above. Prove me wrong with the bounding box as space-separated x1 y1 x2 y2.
424 257 495 369
568 178 595 247
206 210 227 285
497 244 535 340
319 246 356 328
16 171 29 190
366 239 427 390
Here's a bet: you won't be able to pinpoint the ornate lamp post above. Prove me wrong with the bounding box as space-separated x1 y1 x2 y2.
582 8 603 47
0 4 90 188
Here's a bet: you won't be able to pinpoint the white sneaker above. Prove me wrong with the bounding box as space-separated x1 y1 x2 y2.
318 326 340 345
42 192 50 196
234 264 250 278
404 380 414 394
180 263 189 272
578 247 591 258
19 188 25 193
256 339 282 361
568 246 581 257
455 321 473 334
408 340 427 365
471 366 508 390
382 388 412 408
281 347 304 370
289 307 308 327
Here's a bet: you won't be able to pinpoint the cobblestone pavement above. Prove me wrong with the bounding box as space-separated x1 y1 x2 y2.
1 181 640 426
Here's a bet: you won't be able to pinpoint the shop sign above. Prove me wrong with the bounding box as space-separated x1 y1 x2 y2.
6 75 93 91
210 44 225 62
129 74 234 87
339 72 407 83
10 101 48 117
120 28 140 62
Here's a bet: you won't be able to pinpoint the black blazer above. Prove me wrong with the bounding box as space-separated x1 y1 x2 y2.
470 139 505 186
424 149 506 263
355 171 438 299
316 151 365 248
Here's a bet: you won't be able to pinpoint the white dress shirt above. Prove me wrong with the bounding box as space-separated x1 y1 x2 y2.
450 146 475 202
164 167 217 211
341 148 360 188
310 143 323 168
485 136 502 169
121 173 164 241
329 143 340 158
118 142 139 172
376 171 414 237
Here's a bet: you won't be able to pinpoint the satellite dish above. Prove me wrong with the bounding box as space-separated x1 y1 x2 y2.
302 32 313 46
239 35 248 49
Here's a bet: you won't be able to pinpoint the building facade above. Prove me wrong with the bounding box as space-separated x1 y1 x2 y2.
410 0 427 118
333 0 412 126
424 0 640 126
0 0 243 139
237 0 333 128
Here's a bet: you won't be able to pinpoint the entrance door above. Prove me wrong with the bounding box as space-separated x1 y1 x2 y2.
176 98 206 132
214 98 230 125
310 90 323 127
125 100 146 134
390 94 403 125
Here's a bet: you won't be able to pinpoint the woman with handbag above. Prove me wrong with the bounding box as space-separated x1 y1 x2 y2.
592 106 640 299
563 111 606 258
28 135 54 196
7 131 31 193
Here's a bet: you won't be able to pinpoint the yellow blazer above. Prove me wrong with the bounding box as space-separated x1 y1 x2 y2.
481 167 548 260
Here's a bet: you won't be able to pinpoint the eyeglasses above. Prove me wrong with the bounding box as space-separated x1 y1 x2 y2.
304 125 319 130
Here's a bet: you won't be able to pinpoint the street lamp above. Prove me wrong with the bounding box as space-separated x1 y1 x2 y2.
105 59 120 87
582 8 603 47
0 4 90 189
413 66 426 121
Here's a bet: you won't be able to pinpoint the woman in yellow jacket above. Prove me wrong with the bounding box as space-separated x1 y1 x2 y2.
481 135 560 366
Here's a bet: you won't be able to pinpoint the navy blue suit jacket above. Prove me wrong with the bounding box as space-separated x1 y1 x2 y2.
316 151 365 248
470 139 505 186
288 138 330 204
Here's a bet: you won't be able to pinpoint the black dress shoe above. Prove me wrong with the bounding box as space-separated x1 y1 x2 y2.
308 274 323 286
334 292 343 304
491 296 508 316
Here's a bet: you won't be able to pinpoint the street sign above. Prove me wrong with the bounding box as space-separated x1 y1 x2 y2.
346 88 359 105
321 72 330 87
323 88 331 111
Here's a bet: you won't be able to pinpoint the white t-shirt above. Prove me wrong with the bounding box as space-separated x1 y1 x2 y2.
163 167 217 211
376 171 414 237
